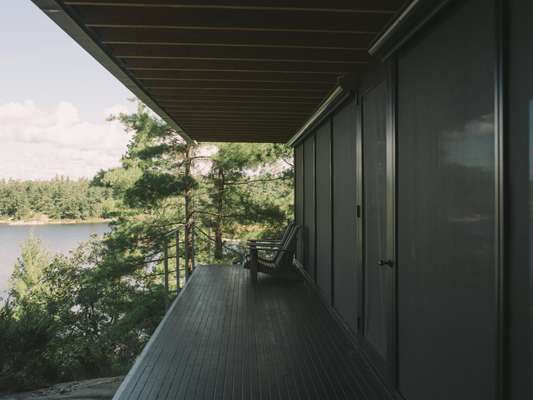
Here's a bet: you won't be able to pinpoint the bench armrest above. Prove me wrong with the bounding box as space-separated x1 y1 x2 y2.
247 240 280 248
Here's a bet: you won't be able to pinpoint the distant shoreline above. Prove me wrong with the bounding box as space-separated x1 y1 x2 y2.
0 217 112 226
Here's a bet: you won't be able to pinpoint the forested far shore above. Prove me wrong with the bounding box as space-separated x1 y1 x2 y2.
0 178 117 222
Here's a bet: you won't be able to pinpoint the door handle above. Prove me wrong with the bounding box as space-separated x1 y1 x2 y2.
377 259 394 267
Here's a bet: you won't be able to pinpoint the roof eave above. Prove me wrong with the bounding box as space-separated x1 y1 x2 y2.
31 0 194 143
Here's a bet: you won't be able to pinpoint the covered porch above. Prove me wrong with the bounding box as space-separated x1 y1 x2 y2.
114 265 390 400
31 0 532 399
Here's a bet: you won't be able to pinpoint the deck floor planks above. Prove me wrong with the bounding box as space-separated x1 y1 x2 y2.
114 264 392 400
117 272 207 400
143 270 212 399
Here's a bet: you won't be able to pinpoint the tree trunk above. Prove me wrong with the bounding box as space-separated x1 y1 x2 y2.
213 167 225 260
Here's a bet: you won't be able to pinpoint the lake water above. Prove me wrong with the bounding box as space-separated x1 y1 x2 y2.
0 223 109 297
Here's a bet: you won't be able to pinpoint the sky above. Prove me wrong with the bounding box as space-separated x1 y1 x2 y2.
0 1 137 180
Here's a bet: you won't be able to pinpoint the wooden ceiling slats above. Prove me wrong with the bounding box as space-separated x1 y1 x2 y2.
185 126 293 130
165 106 311 113
64 0 403 13
169 120 308 126
168 106 310 112
190 132 290 141
166 111 311 118
192 136 290 143
147 88 328 98
109 44 370 64
162 105 316 115
95 27 375 50
175 124 302 130
167 109 308 117
174 115 309 123
185 127 294 133
74 6 390 34
162 107 317 116
130 70 338 83
156 97 323 104
50 0 406 142
121 59 361 74
141 80 333 91
158 99 319 106
185 129 295 135
167 116 305 123
181 121 300 127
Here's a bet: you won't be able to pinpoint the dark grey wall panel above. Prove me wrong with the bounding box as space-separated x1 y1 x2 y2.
332 100 359 332
315 121 332 302
397 1 496 399
508 1 533 398
303 136 316 277
362 81 388 362
294 145 305 264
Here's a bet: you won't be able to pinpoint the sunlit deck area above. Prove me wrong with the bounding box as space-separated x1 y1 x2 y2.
114 265 391 400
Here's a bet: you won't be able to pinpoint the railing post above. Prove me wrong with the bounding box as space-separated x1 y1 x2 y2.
163 239 169 311
184 225 191 282
191 223 196 271
207 227 211 258
250 244 258 284
175 229 180 290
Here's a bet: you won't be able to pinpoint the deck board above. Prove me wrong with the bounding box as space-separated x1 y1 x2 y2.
114 265 392 400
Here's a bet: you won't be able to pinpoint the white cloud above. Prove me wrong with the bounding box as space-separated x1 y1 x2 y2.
103 103 130 119
0 101 132 180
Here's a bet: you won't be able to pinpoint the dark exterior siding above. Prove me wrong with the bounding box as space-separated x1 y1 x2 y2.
362 80 389 363
397 1 497 399
508 1 533 398
332 100 359 332
315 121 333 302
294 145 305 265
291 2 520 399
303 135 316 277
295 99 358 325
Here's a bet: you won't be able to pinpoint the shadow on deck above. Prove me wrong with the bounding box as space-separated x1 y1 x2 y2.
114 265 390 400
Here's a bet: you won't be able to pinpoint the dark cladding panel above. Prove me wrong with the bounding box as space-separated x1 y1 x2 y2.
397 1 496 399
508 1 533 398
294 145 305 264
303 135 316 277
362 81 388 361
332 100 359 332
315 121 332 302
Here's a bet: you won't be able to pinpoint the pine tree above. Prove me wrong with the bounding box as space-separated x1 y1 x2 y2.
9 236 50 303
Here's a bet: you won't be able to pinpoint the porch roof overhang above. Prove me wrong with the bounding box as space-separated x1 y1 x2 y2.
32 0 408 143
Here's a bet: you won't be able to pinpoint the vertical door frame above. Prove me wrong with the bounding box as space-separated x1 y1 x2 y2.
313 133 318 284
494 0 506 398
355 93 365 338
330 116 335 307
357 60 398 388
386 58 399 389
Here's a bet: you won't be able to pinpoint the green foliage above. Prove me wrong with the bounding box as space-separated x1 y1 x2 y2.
0 100 295 392
198 142 294 250
124 172 196 208
0 238 166 392
0 178 116 221
9 236 50 305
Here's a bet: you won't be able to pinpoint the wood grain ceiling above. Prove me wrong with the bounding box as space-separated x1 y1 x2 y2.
50 0 407 142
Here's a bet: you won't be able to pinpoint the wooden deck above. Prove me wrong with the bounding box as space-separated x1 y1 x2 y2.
114 265 391 400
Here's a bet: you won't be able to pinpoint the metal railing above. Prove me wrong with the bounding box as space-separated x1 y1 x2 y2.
149 222 246 310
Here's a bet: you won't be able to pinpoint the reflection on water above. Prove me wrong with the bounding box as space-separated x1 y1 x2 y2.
0 223 109 297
